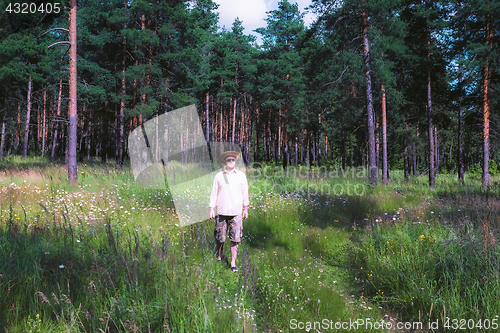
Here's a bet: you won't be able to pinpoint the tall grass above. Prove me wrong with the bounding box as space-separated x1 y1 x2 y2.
345 172 500 331
3 159 500 332
1 160 383 332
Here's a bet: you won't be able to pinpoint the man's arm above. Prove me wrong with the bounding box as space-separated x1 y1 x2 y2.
242 173 249 219
209 173 219 220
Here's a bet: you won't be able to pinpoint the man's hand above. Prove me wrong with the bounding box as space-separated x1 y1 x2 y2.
243 206 249 219
209 207 215 220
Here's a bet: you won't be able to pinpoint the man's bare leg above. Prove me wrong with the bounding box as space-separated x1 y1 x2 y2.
230 241 239 268
216 240 224 261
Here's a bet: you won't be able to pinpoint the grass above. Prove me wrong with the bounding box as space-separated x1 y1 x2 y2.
2 157 500 332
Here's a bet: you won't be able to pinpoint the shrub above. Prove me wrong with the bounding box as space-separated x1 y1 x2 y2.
467 161 498 176
489 159 498 176
468 163 482 176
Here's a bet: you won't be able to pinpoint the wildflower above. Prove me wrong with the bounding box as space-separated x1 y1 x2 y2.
420 234 425 241
59 265 65 269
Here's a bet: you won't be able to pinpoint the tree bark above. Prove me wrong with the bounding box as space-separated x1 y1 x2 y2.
427 6 435 188
362 8 377 185
254 103 259 162
0 120 5 158
23 77 32 160
118 32 126 165
51 76 63 161
413 143 417 176
458 56 464 182
67 0 78 183
232 98 236 144
14 102 21 152
87 116 91 160
404 145 409 181
381 85 388 183
482 16 492 187
277 108 281 158
41 88 47 158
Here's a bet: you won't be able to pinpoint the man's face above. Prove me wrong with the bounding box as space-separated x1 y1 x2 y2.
225 157 236 169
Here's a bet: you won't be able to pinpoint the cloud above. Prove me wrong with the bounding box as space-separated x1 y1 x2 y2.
214 0 317 44
295 0 316 26
215 0 270 33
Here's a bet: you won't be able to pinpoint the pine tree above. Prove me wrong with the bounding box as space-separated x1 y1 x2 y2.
256 0 306 166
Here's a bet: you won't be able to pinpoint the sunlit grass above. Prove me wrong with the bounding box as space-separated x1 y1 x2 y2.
2 159 500 331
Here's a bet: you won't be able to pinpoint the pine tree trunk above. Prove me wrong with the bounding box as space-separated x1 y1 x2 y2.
413 143 417 176
41 88 47 158
67 0 78 183
277 108 281 158
226 103 230 143
37 104 41 151
427 12 435 188
435 126 439 173
206 92 212 162
118 34 126 165
482 17 492 187
254 103 259 162
23 77 32 160
318 115 322 162
230 98 235 144
311 132 315 165
294 139 298 166
246 99 252 165
325 135 328 159
428 73 435 188
306 130 310 166
381 84 388 183
458 64 464 182
51 76 63 161
0 120 5 158
87 117 91 160
15 102 21 153
362 8 377 185
414 123 420 176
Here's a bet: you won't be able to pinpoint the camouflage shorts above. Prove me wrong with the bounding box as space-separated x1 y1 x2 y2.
214 215 243 243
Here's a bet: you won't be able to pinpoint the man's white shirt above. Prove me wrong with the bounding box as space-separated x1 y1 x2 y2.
209 168 249 216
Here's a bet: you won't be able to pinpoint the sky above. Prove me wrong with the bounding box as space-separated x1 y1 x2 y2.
214 0 316 44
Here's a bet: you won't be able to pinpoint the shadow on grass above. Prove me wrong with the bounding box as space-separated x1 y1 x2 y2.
244 217 293 251
0 218 223 332
300 194 376 229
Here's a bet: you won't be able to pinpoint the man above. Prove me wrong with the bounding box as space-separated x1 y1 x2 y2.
209 150 249 272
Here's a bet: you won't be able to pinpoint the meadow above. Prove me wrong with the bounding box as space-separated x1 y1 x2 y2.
1 156 500 332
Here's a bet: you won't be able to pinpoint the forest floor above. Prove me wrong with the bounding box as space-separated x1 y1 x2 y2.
1 156 500 332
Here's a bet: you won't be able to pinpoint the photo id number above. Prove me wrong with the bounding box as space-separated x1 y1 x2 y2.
6 3 61 14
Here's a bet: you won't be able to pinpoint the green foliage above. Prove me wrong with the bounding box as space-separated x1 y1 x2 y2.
489 159 498 176
3 161 500 331
439 160 455 174
468 164 482 176
350 219 500 325
467 161 498 177
0 161 386 332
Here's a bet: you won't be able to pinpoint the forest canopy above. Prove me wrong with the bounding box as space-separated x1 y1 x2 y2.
0 0 498 187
